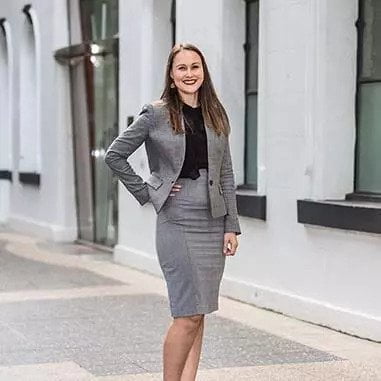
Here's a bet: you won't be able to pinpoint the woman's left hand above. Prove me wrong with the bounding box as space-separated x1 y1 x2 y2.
223 232 238 256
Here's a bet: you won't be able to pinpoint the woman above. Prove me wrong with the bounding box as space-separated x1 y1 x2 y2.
104 43 241 381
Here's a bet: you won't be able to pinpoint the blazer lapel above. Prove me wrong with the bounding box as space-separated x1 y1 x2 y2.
205 122 225 163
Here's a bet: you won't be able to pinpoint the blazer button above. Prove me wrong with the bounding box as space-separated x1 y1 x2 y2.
209 180 213 186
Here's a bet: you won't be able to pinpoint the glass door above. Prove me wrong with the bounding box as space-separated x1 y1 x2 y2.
55 39 118 246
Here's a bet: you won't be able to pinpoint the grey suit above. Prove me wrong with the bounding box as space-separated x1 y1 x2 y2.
104 101 241 234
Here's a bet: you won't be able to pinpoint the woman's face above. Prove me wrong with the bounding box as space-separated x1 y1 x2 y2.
170 50 204 98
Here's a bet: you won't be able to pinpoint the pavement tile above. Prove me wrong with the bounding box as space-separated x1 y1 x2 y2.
0 243 124 292
300 360 381 380
0 292 340 377
0 361 92 381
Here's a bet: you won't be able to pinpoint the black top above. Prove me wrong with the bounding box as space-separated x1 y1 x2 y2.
179 103 208 179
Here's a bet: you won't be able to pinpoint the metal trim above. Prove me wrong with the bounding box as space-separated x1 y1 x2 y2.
171 0 176 45
354 0 363 192
0 18 6 36
244 0 259 188
19 172 40 186
0 170 12 181
297 199 381 235
346 192 381 203
54 38 118 64
237 193 266 220
22 4 33 24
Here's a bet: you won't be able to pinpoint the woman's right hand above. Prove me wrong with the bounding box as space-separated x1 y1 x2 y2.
169 183 182 197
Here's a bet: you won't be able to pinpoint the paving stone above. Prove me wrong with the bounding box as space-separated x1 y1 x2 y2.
0 242 124 292
0 293 339 376
38 241 114 262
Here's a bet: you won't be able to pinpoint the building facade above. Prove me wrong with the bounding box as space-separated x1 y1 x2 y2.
0 0 380 341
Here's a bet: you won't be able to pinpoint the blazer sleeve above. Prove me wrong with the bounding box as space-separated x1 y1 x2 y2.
104 104 153 205
220 137 241 235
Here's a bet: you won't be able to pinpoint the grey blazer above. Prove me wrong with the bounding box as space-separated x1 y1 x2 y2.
104 101 241 234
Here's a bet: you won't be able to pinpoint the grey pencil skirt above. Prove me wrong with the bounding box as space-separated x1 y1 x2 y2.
156 169 226 318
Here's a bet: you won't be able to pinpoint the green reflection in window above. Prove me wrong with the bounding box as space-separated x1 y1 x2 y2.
356 0 381 194
80 0 118 42
244 0 259 188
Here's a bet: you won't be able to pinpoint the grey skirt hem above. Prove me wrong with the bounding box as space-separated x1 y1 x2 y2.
171 304 219 318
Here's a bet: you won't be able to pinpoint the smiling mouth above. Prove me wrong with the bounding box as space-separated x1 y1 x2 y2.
183 80 197 85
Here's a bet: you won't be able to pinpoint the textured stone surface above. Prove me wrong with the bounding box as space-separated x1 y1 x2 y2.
37 241 114 262
0 294 339 376
0 241 124 292
1 230 380 380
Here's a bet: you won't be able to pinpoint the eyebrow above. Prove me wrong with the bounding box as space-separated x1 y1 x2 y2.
175 62 201 68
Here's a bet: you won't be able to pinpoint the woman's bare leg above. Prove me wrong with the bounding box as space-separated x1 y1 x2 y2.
181 316 204 381
163 314 204 381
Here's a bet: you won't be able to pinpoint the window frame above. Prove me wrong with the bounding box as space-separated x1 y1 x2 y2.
352 0 381 198
171 0 176 46
236 0 266 221
242 0 259 190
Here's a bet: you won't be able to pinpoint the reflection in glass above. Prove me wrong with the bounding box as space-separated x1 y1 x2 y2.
360 0 381 79
357 84 381 193
247 1 259 92
356 0 381 194
55 40 119 246
79 0 118 41
245 0 259 188
93 51 119 245
68 0 118 45
245 94 258 187
57 0 119 245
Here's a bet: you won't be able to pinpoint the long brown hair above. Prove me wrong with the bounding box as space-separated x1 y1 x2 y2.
160 43 229 136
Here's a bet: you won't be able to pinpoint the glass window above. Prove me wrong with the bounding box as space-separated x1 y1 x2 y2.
244 0 259 188
356 0 381 194
55 0 119 245
171 0 176 46
79 0 118 41
68 0 118 43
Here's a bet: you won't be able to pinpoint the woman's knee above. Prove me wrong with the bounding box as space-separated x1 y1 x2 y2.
175 314 204 333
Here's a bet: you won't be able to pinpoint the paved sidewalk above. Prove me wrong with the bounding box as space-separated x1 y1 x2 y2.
0 229 380 380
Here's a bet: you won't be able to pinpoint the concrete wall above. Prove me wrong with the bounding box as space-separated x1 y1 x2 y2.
114 0 172 270
116 0 381 341
0 0 76 240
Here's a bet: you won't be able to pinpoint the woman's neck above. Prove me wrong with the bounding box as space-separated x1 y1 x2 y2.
180 92 199 108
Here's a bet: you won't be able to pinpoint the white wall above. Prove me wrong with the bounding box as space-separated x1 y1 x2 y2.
19 13 39 173
0 19 13 223
115 0 172 267
116 0 381 341
0 0 77 240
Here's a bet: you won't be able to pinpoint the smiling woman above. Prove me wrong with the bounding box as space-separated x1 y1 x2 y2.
104 43 241 381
